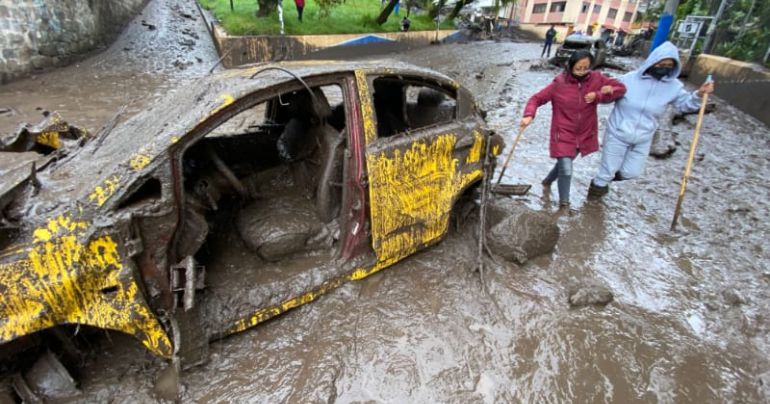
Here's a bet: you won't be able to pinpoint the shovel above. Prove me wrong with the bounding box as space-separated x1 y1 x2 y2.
492 126 531 196
670 75 713 231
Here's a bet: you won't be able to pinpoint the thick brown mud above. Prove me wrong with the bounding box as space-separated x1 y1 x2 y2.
1 1 769 401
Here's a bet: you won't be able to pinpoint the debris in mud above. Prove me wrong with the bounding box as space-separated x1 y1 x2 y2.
568 284 614 307
672 103 717 125
179 11 195 20
722 289 747 306
153 362 181 401
141 20 157 30
528 60 558 72
485 199 560 264
650 129 678 159
0 111 89 154
0 107 13 116
12 350 80 402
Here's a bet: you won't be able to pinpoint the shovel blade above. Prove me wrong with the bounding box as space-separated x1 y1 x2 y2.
492 184 531 196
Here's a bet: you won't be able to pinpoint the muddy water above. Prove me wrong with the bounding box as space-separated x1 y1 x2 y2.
2 2 769 401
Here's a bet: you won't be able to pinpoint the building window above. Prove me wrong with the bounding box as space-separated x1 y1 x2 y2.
607 8 618 18
550 1 567 12
581 2 590 13
623 12 633 21
533 3 547 13
593 4 601 13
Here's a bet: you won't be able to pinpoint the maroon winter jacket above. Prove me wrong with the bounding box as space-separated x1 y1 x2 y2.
295 0 305 7
523 70 626 158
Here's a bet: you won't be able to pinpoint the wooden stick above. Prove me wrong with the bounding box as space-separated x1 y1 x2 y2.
670 91 710 231
495 126 526 185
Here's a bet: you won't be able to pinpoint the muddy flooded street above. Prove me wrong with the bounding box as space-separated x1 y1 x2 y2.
2 1 769 401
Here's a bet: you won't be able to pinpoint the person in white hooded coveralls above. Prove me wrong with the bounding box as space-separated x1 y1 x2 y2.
587 41 715 198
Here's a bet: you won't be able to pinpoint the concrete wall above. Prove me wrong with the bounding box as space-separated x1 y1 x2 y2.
689 54 770 128
210 24 460 68
0 0 147 83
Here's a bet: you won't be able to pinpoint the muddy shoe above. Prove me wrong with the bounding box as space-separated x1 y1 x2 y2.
612 172 625 182
558 200 570 209
587 181 609 199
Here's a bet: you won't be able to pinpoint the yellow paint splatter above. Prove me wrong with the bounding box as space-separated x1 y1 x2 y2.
212 94 235 115
466 131 484 164
36 131 61 149
354 70 377 145
366 134 482 263
0 215 172 357
129 154 151 171
170 136 180 144
89 175 121 207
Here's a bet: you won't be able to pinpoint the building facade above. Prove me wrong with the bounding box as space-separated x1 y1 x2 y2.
504 0 643 37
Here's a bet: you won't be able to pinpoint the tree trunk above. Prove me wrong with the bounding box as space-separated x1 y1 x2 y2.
429 0 447 19
448 0 471 20
256 0 279 17
377 0 399 25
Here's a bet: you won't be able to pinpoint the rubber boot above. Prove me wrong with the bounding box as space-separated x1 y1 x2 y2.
587 181 609 199
612 172 625 182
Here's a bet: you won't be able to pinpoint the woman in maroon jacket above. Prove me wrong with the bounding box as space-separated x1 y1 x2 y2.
520 50 626 208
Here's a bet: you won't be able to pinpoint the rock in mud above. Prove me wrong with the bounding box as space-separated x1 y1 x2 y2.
722 288 747 306
568 284 614 307
650 106 679 159
485 199 559 264
153 362 180 401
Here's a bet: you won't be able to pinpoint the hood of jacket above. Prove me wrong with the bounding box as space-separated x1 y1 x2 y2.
636 41 681 82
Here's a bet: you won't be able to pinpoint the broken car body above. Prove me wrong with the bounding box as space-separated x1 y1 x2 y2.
550 34 608 68
0 60 501 364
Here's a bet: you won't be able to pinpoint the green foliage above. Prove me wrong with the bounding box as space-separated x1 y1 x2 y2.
199 0 454 35
316 0 346 18
696 0 770 65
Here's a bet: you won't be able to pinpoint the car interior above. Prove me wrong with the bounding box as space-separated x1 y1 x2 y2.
178 81 353 331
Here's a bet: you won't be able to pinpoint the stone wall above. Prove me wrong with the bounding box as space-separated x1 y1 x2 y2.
0 0 147 83
689 54 770 128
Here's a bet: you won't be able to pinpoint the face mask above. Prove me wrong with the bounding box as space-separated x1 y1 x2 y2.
571 71 589 81
647 66 673 79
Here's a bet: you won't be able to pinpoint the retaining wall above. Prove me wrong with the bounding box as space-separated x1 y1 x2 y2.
689 54 770 128
0 0 146 83
209 22 460 68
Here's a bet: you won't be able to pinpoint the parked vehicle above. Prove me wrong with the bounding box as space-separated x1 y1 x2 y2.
0 60 501 367
550 34 608 68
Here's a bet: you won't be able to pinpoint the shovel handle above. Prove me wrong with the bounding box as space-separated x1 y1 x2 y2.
495 126 526 185
670 91 710 230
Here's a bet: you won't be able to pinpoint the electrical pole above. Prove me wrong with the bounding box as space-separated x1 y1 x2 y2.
650 0 680 52
702 0 730 54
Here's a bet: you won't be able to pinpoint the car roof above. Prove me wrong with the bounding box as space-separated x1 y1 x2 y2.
565 35 599 44
30 60 457 214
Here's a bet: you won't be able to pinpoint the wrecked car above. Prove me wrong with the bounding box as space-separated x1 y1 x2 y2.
0 60 502 369
550 34 608 68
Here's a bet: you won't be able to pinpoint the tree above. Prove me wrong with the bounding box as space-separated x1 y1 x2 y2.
377 0 400 25
256 0 279 17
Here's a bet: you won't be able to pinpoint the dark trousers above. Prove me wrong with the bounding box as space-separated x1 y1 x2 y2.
541 40 553 57
297 6 303 21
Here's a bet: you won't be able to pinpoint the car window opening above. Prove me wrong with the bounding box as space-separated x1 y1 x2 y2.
117 177 162 210
373 77 457 138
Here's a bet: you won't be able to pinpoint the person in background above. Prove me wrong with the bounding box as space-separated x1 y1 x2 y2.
542 25 557 58
520 50 626 208
587 41 715 198
400 16 411 32
294 0 304 22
